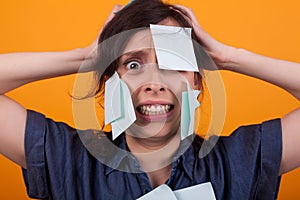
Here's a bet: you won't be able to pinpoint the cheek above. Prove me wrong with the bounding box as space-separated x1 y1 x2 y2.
180 72 195 88
130 89 142 106
116 68 125 77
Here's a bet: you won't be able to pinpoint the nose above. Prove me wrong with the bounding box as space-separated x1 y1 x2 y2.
143 83 166 94
142 61 167 94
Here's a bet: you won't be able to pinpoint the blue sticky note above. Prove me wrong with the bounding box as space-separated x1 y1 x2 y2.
181 91 190 140
104 72 136 140
111 79 136 140
181 81 200 140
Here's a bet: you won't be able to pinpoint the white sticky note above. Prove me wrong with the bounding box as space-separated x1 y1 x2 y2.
137 182 216 200
104 72 136 140
174 182 216 200
180 81 200 140
137 184 177 200
104 72 122 125
150 24 198 72
111 79 136 140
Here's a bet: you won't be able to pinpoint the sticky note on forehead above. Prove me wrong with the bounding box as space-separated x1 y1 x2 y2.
150 24 199 72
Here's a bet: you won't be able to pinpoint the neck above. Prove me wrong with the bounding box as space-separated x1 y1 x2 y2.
126 132 180 167
147 165 173 188
125 131 180 186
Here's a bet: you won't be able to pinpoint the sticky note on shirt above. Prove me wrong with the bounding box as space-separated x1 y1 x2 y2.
137 182 216 200
150 24 199 72
174 182 216 200
137 184 177 200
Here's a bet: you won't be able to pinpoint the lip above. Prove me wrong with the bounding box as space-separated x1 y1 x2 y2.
135 100 175 122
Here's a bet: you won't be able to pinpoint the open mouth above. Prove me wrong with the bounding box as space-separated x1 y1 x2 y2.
137 104 174 116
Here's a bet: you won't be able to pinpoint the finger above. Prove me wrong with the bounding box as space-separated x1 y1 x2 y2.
90 4 124 50
174 4 212 42
174 4 202 28
104 5 124 25
174 4 193 14
111 4 124 15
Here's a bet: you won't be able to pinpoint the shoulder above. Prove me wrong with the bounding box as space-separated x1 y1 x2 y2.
192 119 281 155
23 110 112 198
220 118 282 153
26 109 77 136
191 119 282 199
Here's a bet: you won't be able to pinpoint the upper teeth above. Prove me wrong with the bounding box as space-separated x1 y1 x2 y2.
139 104 171 115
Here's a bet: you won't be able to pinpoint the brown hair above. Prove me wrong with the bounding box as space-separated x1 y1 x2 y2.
93 0 203 99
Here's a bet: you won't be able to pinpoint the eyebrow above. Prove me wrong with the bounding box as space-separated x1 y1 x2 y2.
120 49 152 59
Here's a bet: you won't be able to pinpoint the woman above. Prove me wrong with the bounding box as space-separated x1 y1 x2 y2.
1 0 300 199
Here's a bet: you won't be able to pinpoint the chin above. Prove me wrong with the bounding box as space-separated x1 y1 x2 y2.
126 119 180 141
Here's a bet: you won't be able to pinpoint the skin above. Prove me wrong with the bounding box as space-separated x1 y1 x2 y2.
116 21 199 185
175 5 300 174
0 3 300 189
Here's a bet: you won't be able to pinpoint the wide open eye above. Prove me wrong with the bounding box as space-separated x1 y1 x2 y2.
126 61 142 70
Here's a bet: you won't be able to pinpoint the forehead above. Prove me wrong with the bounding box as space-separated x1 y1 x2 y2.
122 29 154 54
120 18 199 73
122 18 182 54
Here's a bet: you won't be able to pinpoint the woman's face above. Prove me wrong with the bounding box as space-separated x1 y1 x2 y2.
116 19 197 140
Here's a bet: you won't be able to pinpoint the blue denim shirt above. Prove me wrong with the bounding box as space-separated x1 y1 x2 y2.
22 110 282 200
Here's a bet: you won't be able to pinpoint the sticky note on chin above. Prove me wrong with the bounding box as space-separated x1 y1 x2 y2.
104 72 136 140
181 81 200 140
150 24 199 72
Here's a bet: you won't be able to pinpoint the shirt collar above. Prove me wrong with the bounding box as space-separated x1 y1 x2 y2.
104 133 143 175
172 135 200 181
104 132 202 178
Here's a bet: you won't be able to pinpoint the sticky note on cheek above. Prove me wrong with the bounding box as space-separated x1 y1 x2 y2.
150 24 199 72
104 72 122 125
181 81 200 140
104 72 136 140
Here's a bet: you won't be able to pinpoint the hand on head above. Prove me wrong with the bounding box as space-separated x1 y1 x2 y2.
83 5 124 70
174 4 236 70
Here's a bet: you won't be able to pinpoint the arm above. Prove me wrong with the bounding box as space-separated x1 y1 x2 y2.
177 5 300 175
0 49 92 168
0 5 122 168
219 49 300 100
0 48 93 94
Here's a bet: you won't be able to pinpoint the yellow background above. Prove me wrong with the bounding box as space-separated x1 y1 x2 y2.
1 0 300 199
